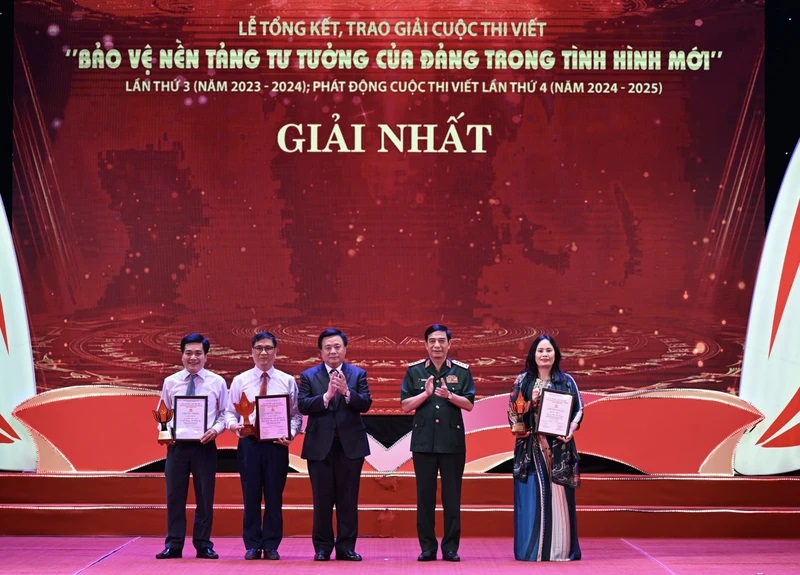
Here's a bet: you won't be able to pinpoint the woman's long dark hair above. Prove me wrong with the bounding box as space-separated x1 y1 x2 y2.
524 334 564 381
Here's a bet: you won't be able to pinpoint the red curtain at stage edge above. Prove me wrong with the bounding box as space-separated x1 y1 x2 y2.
9 1 767 471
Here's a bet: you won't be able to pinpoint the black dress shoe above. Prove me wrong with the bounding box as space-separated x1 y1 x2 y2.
442 550 460 562
155 547 182 559
196 547 219 559
336 550 362 561
418 550 436 561
314 551 330 561
244 548 262 560
264 549 280 560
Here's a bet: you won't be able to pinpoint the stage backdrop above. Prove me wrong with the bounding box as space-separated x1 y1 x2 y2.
5 0 784 474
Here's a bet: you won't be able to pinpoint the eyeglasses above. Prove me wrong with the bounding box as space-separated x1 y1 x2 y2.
253 345 276 353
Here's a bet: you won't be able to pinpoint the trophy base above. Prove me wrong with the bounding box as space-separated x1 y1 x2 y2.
157 430 174 445
511 422 529 435
240 425 257 438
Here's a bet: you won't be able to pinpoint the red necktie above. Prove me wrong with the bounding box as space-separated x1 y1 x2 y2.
259 371 269 396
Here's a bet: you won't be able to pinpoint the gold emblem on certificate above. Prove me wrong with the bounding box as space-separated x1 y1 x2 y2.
256 394 291 441
509 392 531 435
233 393 257 437
152 400 174 445
173 396 209 441
535 389 575 437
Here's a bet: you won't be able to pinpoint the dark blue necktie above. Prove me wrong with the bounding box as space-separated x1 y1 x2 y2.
331 369 340 408
187 373 197 396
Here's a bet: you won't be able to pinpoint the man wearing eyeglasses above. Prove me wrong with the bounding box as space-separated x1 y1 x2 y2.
225 331 303 561
155 333 228 560
298 328 372 562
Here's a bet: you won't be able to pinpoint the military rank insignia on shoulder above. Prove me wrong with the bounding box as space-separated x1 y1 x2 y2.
452 359 470 369
408 358 426 367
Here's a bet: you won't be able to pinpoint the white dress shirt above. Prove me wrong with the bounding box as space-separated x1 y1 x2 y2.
157 368 228 435
225 366 303 438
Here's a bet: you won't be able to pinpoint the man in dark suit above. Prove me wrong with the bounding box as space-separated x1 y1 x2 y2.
298 328 372 562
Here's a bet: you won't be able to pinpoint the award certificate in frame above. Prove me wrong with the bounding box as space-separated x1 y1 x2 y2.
535 389 574 437
173 396 208 441
256 395 291 441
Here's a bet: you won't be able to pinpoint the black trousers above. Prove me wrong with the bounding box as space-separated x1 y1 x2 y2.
237 437 289 550
164 440 217 550
307 438 365 555
412 451 466 554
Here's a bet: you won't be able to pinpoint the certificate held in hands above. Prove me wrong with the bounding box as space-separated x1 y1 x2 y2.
256 394 291 441
535 389 574 437
173 396 208 441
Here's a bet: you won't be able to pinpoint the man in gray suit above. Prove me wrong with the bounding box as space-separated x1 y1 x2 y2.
298 328 372 562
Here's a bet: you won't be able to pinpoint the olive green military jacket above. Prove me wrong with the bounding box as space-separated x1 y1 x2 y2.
400 358 476 453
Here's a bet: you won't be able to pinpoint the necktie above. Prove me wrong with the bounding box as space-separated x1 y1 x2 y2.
259 371 269 396
187 373 197 396
331 369 340 408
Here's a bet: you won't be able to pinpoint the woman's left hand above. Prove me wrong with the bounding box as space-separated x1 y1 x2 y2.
556 433 573 443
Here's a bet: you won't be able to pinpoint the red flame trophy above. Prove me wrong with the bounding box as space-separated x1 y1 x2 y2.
152 400 174 444
233 393 257 437
509 392 531 435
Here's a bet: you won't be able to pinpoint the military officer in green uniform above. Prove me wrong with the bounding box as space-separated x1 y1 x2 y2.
400 324 475 563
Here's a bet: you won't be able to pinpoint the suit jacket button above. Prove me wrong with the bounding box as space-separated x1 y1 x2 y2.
435 405 440 409
435 419 440 423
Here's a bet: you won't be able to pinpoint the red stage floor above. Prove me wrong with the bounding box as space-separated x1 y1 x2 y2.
0 536 797 575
